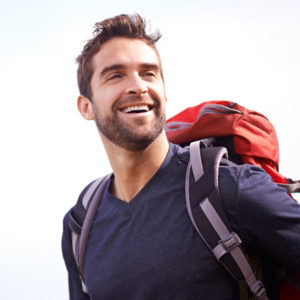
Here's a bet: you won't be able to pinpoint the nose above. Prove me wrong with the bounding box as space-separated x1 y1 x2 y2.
125 73 148 95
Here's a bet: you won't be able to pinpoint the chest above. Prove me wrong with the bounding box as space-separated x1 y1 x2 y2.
83 187 233 299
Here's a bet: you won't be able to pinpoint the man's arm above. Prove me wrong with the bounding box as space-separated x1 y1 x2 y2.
219 161 300 273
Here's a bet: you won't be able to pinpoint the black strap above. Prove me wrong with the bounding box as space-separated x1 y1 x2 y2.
186 141 268 300
278 181 300 194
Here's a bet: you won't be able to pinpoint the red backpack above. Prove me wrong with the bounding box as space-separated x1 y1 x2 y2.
166 100 300 300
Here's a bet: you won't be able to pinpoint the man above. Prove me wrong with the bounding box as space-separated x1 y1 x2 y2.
62 14 300 300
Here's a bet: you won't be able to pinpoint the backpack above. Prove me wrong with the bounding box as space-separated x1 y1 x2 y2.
166 100 299 193
68 100 300 299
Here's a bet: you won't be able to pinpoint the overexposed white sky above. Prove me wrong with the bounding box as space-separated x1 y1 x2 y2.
1 0 299 299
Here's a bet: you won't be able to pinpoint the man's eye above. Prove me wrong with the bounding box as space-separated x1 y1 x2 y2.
108 73 122 80
143 71 155 77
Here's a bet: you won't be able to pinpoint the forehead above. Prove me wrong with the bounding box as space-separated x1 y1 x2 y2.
91 37 160 72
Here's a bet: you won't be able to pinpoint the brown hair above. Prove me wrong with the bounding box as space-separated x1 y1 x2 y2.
76 14 162 100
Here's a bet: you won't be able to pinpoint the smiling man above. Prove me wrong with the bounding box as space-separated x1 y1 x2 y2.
76 21 169 202
62 14 300 300
80 37 167 153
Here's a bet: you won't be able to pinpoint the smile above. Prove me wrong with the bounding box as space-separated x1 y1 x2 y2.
121 104 153 114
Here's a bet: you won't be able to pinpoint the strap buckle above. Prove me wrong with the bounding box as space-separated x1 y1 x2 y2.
250 280 267 300
219 232 242 253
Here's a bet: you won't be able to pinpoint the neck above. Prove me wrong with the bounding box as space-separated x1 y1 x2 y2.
101 132 169 202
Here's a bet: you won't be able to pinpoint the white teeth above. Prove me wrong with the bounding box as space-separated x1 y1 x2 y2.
122 105 150 113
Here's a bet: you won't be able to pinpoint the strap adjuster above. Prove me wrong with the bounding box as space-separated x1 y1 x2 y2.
250 280 267 300
219 232 242 253
213 232 242 260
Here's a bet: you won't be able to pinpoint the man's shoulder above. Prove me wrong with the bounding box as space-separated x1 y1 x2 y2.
219 157 270 183
169 143 271 188
61 178 103 243
217 157 281 227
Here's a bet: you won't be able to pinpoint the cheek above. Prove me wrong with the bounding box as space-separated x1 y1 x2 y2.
94 86 123 105
92 92 120 117
152 84 167 102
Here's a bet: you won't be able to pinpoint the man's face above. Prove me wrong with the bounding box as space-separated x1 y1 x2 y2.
88 37 167 151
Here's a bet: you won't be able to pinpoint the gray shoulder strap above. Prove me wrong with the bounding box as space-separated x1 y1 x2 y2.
278 181 300 194
71 175 110 293
186 140 268 300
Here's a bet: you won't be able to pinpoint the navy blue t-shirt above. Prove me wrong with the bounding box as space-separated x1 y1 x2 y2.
62 143 300 300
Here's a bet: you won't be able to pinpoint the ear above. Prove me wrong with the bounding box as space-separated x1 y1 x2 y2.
77 95 94 120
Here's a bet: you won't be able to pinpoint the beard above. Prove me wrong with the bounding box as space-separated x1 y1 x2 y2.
93 96 166 151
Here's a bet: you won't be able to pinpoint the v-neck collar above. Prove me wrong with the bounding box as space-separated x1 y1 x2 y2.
103 143 180 212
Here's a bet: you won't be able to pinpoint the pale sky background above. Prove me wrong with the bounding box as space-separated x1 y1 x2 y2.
1 0 299 299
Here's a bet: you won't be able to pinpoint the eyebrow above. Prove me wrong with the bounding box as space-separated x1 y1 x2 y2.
100 63 160 77
140 63 160 72
100 64 125 77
